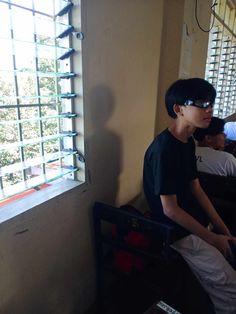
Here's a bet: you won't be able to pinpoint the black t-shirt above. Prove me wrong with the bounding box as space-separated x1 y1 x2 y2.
143 128 208 239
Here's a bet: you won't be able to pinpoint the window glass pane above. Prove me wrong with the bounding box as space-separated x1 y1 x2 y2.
22 121 40 140
11 8 34 41
35 15 55 43
0 39 13 71
20 107 38 120
11 0 33 9
0 74 15 104
34 1 54 15
17 73 37 99
0 123 18 144
2 171 23 188
14 41 35 70
39 76 57 96
44 139 59 154
42 118 58 136
41 105 57 118
24 144 40 159
0 3 11 38
0 148 21 168
25 165 43 179
0 0 84 201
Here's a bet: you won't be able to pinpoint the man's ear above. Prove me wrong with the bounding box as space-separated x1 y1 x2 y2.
173 104 183 116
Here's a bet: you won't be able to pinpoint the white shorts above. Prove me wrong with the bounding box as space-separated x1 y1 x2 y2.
171 234 236 314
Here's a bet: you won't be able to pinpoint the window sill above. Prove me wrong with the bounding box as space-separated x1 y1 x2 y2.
0 180 85 224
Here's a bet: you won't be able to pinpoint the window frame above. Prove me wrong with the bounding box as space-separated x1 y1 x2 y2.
205 0 236 118
0 0 85 203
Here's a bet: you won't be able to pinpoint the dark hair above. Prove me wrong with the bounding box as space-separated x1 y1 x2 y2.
165 78 216 118
193 117 225 142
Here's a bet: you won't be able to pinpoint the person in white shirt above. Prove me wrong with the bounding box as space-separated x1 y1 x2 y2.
194 117 236 177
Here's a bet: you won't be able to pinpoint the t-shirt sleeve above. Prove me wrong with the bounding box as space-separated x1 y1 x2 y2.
152 148 178 195
224 153 236 177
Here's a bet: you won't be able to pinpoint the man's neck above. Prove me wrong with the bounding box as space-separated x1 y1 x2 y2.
168 120 195 143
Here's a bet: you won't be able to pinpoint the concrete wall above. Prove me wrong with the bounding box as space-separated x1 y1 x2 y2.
155 0 213 135
82 0 163 205
0 1 163 313
0 1 220 313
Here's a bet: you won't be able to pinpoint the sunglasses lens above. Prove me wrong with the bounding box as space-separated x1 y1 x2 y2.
184 100 213 108
195 101 213 108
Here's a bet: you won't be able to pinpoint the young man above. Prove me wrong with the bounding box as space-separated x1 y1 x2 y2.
143 78 236 313
194 117 236 176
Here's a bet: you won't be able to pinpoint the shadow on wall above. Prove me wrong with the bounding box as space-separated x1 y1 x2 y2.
87 85 122 205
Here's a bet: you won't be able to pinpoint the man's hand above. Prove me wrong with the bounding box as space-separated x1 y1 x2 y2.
211 234 236 258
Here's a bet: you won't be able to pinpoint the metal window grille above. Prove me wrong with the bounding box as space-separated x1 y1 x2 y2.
205 0 236 118
0 0 84 200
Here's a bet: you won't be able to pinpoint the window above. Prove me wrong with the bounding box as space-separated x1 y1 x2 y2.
205 0 236 118
0 0 85 201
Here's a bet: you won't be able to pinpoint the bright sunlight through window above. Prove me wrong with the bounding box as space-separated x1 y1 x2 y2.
0 0 85 201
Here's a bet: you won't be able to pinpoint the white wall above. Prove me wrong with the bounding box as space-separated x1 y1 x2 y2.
0 1 163 313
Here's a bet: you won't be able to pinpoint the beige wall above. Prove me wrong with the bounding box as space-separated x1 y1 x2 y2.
155 0 213 135
179 0 213 79
0 1 217 313
0 1 163 313
155 0 185 135
82 0 163 205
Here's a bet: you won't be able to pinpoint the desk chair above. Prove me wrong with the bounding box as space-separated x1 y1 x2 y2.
93 201 214 314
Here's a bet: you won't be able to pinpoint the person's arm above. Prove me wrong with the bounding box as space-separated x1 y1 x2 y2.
160 193 235 257
225 153 236 176
190 178 230 236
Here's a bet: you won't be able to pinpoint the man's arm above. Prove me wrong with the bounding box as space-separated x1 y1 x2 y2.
225 153 236 177
190 178 230 236
160 193 234 257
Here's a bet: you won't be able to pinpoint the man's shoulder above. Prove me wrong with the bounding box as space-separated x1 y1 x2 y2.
196 146 236 164
213 149 236 161
151 129 174 146
146 129 173 154
196 146 230 157
222 150 236 162
196 146 214 155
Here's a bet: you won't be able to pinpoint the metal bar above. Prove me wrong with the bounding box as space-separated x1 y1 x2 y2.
0 132 78 151
0 166 79 201
0 0 53 18
0 0 80 200
0 149 78 176
9 2 27 183
0 113 77 125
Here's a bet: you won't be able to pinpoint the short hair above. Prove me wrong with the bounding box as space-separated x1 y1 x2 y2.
165 78 216 118
193 117 225 142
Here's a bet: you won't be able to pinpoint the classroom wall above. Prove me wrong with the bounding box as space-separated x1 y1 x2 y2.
0 1 163 313
0 1 218 313
155 0 213 135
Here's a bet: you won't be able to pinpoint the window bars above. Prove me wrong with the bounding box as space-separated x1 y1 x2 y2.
205 0 236 118
0 0 84 200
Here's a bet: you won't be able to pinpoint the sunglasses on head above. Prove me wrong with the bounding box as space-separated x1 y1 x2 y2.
184 100 214 109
